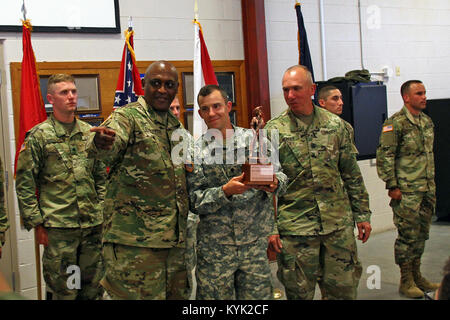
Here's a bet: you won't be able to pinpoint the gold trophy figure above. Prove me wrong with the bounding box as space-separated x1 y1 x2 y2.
242 106 274 185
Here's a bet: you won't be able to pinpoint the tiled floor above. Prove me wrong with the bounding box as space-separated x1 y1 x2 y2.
269 219 450 300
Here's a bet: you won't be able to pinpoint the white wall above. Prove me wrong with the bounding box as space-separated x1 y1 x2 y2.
265 0 450 117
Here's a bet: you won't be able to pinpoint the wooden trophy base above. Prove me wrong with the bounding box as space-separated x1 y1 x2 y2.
242 162 274 185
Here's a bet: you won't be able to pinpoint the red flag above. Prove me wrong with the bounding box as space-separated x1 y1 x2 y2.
14 20 47 175
193 20 218 139
113 27 144 108
197 25 218 86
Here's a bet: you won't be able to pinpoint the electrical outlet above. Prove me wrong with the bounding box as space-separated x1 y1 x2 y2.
395 66 400 76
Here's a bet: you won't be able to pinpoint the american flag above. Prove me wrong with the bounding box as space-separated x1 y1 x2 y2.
114 27 144 108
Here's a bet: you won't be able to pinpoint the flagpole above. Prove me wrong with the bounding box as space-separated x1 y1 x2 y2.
128 16 133 30
193 0 202 140
22 1 43 300
194 0 199 21
22 0 27 20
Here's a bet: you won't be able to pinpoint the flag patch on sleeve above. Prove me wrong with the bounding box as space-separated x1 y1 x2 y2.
19 143 26 153
382 125 393 133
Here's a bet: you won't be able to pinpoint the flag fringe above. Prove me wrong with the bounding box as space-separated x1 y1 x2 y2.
124 29 138 63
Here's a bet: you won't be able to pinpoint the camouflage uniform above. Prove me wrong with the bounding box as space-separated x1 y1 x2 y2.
15 115 106 300
376 106 435 265
86 96 190 300
265 106 371 300
0 157 9 250
187 126 287 300
343 119 359 154
174 126 199 296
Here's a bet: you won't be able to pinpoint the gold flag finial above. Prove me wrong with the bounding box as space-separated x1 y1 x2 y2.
194 0 199 21
21 19 33 31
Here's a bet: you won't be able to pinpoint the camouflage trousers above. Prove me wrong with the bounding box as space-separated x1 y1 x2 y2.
196 237 272 300
42 225 104 300
185 212 199 294
102 243 189 300
277 227 362 300
391 191 435 265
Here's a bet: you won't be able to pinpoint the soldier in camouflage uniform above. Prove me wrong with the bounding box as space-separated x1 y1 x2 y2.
187 85 287 300
88 61 190 300
15 74 106 300
318 85 358 154
316 85 360 298
376 80 439 298
265 65 372 300
169 95 198 296
0 156 9 259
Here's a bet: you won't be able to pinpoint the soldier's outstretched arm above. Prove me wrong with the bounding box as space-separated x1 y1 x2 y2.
86 111 133 165
90 127 116 150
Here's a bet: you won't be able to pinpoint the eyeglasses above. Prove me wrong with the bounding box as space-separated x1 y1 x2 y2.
148 79 178 90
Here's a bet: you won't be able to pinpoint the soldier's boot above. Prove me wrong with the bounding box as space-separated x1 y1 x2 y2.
399 262 424 299
412 258 440 292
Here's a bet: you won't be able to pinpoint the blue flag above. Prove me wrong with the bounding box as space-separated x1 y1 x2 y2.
295 3 315 83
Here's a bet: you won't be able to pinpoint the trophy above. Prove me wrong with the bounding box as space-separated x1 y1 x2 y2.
242 106 274 185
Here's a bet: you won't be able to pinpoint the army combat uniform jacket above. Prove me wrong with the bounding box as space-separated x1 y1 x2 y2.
86 96 189 249
0 157 9 246
376 106 435 192
16 115 106 231
265 106 371 236
343 119 358 154
187 126 288 245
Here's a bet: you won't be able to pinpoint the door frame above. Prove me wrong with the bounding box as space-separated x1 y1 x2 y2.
0 40 20 292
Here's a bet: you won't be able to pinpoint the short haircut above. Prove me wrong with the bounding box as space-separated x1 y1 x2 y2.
318 85 340 101
400 80 422 97
144 60 178 83
197 84 228 105
284 65 313 85
47 74 75 93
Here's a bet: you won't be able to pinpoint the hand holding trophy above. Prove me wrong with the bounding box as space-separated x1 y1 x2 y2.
242 106 276 187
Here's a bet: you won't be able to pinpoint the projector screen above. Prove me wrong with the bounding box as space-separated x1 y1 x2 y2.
0 0 120 33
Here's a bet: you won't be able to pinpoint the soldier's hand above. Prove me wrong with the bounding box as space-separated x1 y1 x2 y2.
268 235 282 253
90 127 116 150
222 173 251 197
252 175 278 193
35 224 48 247
388 188 402 200
357 222 372 243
